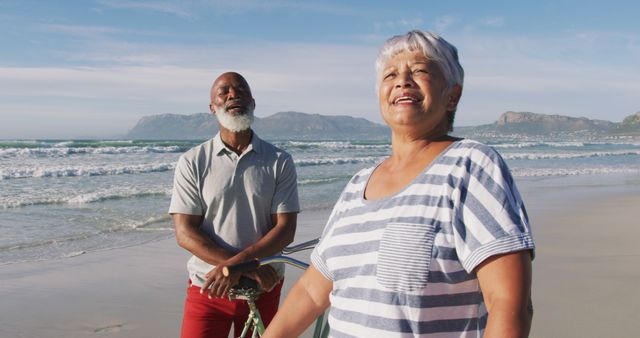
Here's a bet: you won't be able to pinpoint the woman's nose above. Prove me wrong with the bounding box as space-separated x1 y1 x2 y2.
394 72 415 88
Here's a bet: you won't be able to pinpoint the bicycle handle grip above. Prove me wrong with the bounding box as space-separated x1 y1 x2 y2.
222 259 260 277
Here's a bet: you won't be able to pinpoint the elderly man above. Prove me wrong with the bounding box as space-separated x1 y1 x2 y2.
169 72 299 338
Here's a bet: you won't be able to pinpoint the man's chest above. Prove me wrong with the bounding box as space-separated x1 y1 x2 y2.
199 159 276 204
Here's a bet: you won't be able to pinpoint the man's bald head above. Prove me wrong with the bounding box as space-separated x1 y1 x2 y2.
210 72 253 103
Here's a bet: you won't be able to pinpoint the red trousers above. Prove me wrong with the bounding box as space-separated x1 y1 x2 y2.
180 280 283 338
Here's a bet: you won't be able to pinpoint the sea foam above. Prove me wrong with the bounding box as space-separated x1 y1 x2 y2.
0 162 176 180
511 166 640 177
1 187 172 209
295 156 384 167
0 146 187 158
502 150 640 160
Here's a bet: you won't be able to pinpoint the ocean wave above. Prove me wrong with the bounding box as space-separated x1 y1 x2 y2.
131 214 173 229
0 216 173 265
0 162 176 180
511 166 640 177
0 233 92 252
295 156 383 167
0 187 172 209
68 189 172 205
0 145 188 158
298 177 345 186
492 141 640 149
276 141 390 150
101 217 173 234
502 150 640 160
492 141 585 148
62 251 87 258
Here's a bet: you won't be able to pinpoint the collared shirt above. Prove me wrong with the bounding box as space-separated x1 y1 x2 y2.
169 132 299 286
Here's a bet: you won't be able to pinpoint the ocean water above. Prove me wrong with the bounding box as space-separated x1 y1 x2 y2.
1 137 639 265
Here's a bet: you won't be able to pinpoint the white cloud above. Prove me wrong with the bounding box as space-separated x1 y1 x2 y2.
434 15 457 32
480 17 504 28
449 32 640 124
97 0 194 18
0 66 210 101
0 40 381 138
37 23 122 37
203 0 355 15
3 22 639 138
96 0 354 18
374 17 425 33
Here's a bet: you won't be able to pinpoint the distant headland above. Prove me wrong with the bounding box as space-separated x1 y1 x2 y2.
125 111 640 140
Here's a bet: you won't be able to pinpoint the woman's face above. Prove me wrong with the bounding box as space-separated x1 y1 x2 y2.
378 50 457 136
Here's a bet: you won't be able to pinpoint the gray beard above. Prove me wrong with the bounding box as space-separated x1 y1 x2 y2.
214 105 254 132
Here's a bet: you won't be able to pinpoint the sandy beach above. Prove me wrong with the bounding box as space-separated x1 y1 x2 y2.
1 174 639 338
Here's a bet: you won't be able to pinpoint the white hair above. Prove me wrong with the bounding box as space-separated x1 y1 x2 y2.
375 30 464 91
214 103 255 132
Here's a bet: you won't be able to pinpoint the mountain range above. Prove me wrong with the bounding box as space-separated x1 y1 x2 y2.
125 111 389 140
125 111 640 140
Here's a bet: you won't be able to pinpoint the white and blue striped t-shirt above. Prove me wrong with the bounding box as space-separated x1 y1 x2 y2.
311 139 535 337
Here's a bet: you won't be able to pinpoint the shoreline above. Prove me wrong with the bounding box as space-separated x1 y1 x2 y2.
0 209 331 338
1 174 639 337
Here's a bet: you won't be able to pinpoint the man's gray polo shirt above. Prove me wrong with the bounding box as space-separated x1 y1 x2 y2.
169 132 299 286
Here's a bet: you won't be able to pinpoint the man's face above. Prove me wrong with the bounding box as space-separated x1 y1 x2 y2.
209 73 256 132
210 73 255 117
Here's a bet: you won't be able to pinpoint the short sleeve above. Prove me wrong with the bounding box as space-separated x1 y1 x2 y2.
452 145 535 273
168 155 204 215
271 154 300 214
310 205 341 282
309 175 356 282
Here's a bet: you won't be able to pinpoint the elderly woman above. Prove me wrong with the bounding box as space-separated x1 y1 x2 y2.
263 31 535 337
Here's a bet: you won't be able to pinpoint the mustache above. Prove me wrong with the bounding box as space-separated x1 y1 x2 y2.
225 98 245 108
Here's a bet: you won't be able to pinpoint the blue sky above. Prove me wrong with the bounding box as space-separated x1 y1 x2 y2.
1 0 639 138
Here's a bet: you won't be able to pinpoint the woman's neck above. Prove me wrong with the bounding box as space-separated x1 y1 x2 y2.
390 130 453 163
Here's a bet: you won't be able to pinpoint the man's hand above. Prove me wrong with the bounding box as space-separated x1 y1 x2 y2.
201 262 241 298
244 265 281 292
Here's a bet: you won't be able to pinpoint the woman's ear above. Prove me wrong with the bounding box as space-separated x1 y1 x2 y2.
446 85 463 111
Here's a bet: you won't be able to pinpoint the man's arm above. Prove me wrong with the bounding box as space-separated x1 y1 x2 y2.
202 212 297 297
172 213 234 265
234 212 297 261
476 250 533 338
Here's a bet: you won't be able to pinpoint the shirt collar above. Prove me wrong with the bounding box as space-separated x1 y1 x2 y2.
212 130 262 156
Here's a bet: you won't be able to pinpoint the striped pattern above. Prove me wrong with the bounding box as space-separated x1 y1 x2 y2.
311 139 535 337
377 222 435 291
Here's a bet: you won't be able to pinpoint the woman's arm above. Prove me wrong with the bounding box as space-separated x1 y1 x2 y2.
476 250 533 338
262 264 332 338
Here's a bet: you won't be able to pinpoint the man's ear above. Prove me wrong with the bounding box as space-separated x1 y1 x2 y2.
209 104 216 114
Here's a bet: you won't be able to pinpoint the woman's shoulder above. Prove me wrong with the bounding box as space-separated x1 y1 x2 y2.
448 138 503 160
348 166 376 186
